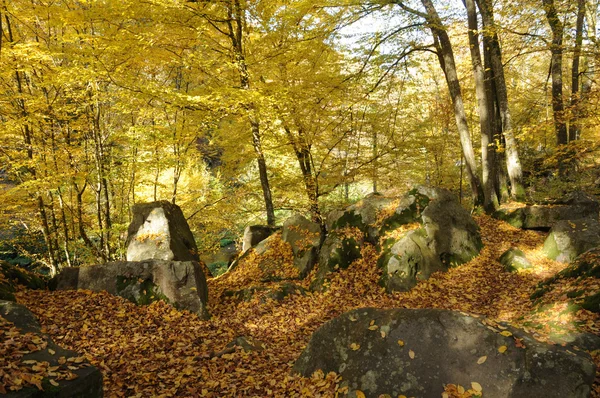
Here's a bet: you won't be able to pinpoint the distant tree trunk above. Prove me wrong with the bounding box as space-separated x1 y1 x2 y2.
570 0 586 141
420 0 484 206
226 0 275 226
463 0 499 212
476 0 525 200
543 0 568 145
283 126 325 235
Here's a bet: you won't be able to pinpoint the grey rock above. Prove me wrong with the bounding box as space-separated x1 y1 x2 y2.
0 300 103 398
499 247 532 272
125 201 199 262
381 229 444 292
310 232 362 292
282 214 322 277
495 190 599 230
241 225 279 253
51 260 209 319
543 218 600 262
293 308 595 398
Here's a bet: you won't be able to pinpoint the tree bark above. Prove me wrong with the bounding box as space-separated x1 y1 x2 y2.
463 0 499 212
543 0 568 145
476 0 525 200
226 0 275 226
420 0 484 206
570 0 586 141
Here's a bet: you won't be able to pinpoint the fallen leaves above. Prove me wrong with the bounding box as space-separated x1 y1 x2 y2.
4 215 599 397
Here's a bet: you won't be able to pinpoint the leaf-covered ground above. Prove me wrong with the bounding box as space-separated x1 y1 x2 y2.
6 215 600 397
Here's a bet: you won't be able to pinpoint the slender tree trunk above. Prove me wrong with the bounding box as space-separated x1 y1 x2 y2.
226 0 275 226
543 0 568 145
420 0 484 206
284 126 324 231
476 0 525 200
570 0 586 141
463 0 499 212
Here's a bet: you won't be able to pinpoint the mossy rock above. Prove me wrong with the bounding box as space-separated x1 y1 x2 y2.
116 275 171 306
499 247 532 272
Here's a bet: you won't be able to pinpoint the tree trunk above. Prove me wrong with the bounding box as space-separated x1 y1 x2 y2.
420 0 484 206
543 0 568 145
476 0 525 200
463 0 499 212
226 0 275 226
570 0 586 141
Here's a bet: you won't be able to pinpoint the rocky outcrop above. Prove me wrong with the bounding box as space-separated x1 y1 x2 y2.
241 225 279 253
50 260 210 319
499 247 532 272
281 214 322 277
532 247 600 313
125 201 200 262
0 300 103 397
310 232 362 292
495 190 599 230
543 217 600 263
293 308 595 398
0 260 46 302
378 187 482 292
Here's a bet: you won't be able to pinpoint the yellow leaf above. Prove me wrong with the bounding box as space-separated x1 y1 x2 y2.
500 331 512 337
349 315 358 322
350 343 360 351
368 325 379 330
49 379 59 387
356 390 366 398
477 356 487 364
397 340 404 347
457 385 465 394
399 395 408 398
498 345 507 353
48 349 56 355
380 330 386 338
441 393 449 398
370 320 376 326
472 382 482 392
408 350 415 359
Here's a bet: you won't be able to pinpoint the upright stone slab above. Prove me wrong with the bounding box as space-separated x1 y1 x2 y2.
294 308 595 398
126 201 199 262
51 260 210 319
281 214 322 277
241 225 280 253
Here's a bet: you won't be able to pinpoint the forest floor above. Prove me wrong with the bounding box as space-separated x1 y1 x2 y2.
11 215 600 397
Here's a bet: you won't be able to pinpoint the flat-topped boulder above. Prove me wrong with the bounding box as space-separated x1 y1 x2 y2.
293 308 595 398
125 201 200 262
50 260 210 319
0 300 103 397
495 190 599 230
543 217 600 263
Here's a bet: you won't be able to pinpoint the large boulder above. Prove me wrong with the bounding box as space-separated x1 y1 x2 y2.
378 187 482 292
0 300 103 397
281 214 322 277
495 190 599 230
125 201 199 262
499 247 532 272
310 231 362 292
378 229 444 292
50 260 210 319
241 225 280 253
293 308 595 398
543 217 600 263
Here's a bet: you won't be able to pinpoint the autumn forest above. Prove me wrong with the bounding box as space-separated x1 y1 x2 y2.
1 0 600 397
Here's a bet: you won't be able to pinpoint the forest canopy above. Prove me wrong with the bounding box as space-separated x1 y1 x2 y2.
0 0 599 274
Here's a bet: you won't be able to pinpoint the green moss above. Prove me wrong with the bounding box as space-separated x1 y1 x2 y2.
208 261 228 277
379 191 430 236
566 290 585 298
332 211 365 231
116 275 170 306
0 286 16 301
0 261 46 290
581 292 600 313
327 237 361 271
542 233 559 260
